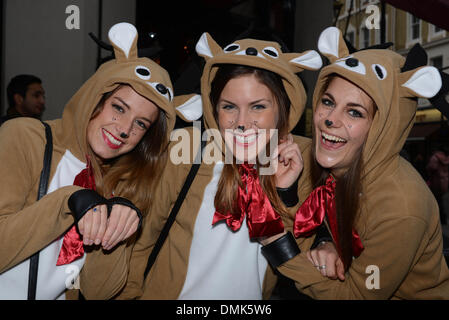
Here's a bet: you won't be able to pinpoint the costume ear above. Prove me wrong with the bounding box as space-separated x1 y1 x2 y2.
174 94 203 122
195 32 222 60
399 66 442 98
429 71 449 120
317 26 349 63
284 50 322 72
401 43 427 72
108 22 138 61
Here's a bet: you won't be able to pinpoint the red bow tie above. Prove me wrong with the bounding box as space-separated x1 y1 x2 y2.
294 175 364 258
212 163 284 239
56 161 96 266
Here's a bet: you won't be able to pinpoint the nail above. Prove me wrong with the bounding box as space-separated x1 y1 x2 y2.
95 238 101 245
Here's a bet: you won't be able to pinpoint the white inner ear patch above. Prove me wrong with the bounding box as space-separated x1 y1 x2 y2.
402 66 442 98
195 33 214 58
176 94 203 121
263 46 279 58
372 64 387 80
224 43 240 53
135 66 151 80
290 50 323 70
108 22 137 59
318 26 341 59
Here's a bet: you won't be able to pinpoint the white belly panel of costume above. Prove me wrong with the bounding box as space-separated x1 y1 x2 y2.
0 150 86 300
178 162 268 300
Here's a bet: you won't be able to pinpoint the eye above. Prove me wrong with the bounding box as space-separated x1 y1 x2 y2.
135 120 148 130
252 104 266 110
221 104 235 110
263 46 279 58
371 64 387 80
321 98 334 107
112 104 125 113
224 43 240 53
135 66 151 80
348 109 363 118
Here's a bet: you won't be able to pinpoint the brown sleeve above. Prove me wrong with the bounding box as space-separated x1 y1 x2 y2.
277 216 428 299
79 237 135 300
0 119 81 273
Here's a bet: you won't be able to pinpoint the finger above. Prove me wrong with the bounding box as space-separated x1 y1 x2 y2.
317 256 327 277
82 210 93 245
88 206 101 246
279 143 300 159
94 205 108 245
306 251 314 265
77 216 84 236
104 206 129 250
122 218 140 242
310 249 320 269
101 207 120 249
109 210 137 249
324 254 338 280
336 259 346 281
316 250 329 277
274 140 290 158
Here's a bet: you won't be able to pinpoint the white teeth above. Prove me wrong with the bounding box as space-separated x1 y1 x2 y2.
322 132 346 143
235 134 257 144
103 130 122 146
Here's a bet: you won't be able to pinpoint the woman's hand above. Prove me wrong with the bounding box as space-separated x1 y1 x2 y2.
101 204 140 251
307 241 345 281
274 134 304 189
78 204 108 246
76 200 141 251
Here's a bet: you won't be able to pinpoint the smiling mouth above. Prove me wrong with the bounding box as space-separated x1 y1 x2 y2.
102 129 123 149
232 129 259 148
321 131 347 147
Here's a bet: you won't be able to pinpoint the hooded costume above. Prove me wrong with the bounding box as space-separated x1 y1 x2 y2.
0 22 177 299
287 27 449 299
117 32 323 299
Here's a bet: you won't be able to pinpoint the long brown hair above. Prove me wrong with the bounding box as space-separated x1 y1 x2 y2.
210 64 291 219
87 84 168 214
313 74 375 270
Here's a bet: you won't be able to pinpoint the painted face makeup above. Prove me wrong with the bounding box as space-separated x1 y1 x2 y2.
87 85 159 162
216 74 279 163
313 76 375 177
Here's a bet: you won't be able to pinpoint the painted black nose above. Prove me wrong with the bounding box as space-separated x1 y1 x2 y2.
246 47 258 56
345 58 359 67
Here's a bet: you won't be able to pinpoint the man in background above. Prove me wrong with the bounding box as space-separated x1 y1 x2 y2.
0 74 45 125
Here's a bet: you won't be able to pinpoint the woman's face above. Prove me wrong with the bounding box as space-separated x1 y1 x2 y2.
314 76 375 178
217 74 279 163
87 85 159 162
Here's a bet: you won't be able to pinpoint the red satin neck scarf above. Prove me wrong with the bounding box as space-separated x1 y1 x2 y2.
212 163 284 239
293 175 364 258
56 159 95 266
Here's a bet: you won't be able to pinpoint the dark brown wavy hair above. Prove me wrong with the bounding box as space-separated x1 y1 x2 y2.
210 64 291 219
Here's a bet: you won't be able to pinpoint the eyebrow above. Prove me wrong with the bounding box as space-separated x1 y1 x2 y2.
220 98 271 105
113 97 152 124
323 92 369 112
